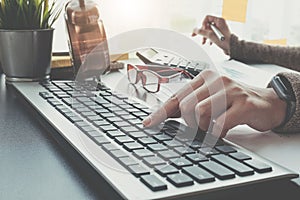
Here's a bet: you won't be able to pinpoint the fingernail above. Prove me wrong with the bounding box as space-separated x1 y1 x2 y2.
143 117 151 127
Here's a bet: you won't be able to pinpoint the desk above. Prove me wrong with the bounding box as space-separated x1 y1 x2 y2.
1 55 300 199
0 74 118 199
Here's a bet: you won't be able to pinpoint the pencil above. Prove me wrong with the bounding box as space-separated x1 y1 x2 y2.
209 22 225 41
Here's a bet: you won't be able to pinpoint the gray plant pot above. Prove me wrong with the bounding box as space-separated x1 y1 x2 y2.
0 29 54 82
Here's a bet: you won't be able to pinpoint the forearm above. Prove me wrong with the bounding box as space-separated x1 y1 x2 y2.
230 34 300 72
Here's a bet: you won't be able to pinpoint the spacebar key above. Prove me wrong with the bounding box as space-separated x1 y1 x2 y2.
212 154 254 176
199 161 235 180
140 174 168 191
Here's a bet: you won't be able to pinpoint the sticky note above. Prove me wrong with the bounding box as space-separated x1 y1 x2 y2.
264 39 287 46
222 0 248 23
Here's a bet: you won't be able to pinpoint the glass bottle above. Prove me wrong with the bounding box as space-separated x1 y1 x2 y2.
64 0 110 76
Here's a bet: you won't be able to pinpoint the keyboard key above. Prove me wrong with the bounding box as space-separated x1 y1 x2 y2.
47 99 63 107
115 111 130 116
176 136 192 143
123 142 144 152
127 108 140 113
119 104 133 110
199 161 235 180
174 146 195 155
186 140 202 149
71 103 86 109
95 107 109 114
86 130 103 137
99 125 118 132
113 121 131 128
133 149 155 158
133 103 149 110
230 152 252 161
128 119 143 125
199 147 220 156
56 105 69 111
155 165 179 176
39 92 53 99
135 123 144 130
93 136 110 145
128 165 150 177
132 111 148 119
211 154 254 176
92 120 110 127
109 150 128 158
75 107 91 113
107 116 123 122
95 97 110 105
119 157 139 166
76 97 91 102
74 121 90 127
244 159 272 173
143 156 166 167
147 144 168 152
170 158 193 168
163 140 183 148
79 125 97 133
81 111 97 117
128 131 147 139
68 116 83 123
164 129 178 137
86 115 103 122
120 126 139 133
153 134 172 142
166 173 194 187
115 136 134 144
107 130 126 138
182 166 215 183
108 107 122 112
186 153 208 163
54 92 70 99
100 112 115 119
143 128 161 136
138 137 157 145
215 145 237 154
140 175 167 191
120 114 136 120
157 150 180 160
102 143 119 151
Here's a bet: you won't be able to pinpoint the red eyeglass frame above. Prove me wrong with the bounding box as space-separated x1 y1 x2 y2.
127 64 193 93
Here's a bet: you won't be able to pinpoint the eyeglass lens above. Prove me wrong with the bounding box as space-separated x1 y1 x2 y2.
141 70 159 92
127 66 160 92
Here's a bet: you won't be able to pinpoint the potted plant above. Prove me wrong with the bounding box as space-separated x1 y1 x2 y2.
0 0 62 82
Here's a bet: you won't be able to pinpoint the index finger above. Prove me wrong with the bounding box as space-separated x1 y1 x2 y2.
142 95 181 127
202 15 219 29
143 74 205 127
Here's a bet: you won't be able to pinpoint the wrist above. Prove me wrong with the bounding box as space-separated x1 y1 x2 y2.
268 88 287 128
270 75 296 129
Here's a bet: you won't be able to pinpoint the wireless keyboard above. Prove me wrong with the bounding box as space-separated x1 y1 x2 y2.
13 80 298 199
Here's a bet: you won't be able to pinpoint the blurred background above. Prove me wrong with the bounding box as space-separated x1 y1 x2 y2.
53 0 300 52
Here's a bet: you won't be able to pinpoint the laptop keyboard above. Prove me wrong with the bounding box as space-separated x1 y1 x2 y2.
38 80 274 192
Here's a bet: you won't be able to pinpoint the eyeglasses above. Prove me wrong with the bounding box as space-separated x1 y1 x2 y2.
127 64 193 93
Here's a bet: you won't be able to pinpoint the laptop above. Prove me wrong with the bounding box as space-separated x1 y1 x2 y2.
12 49 298 199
